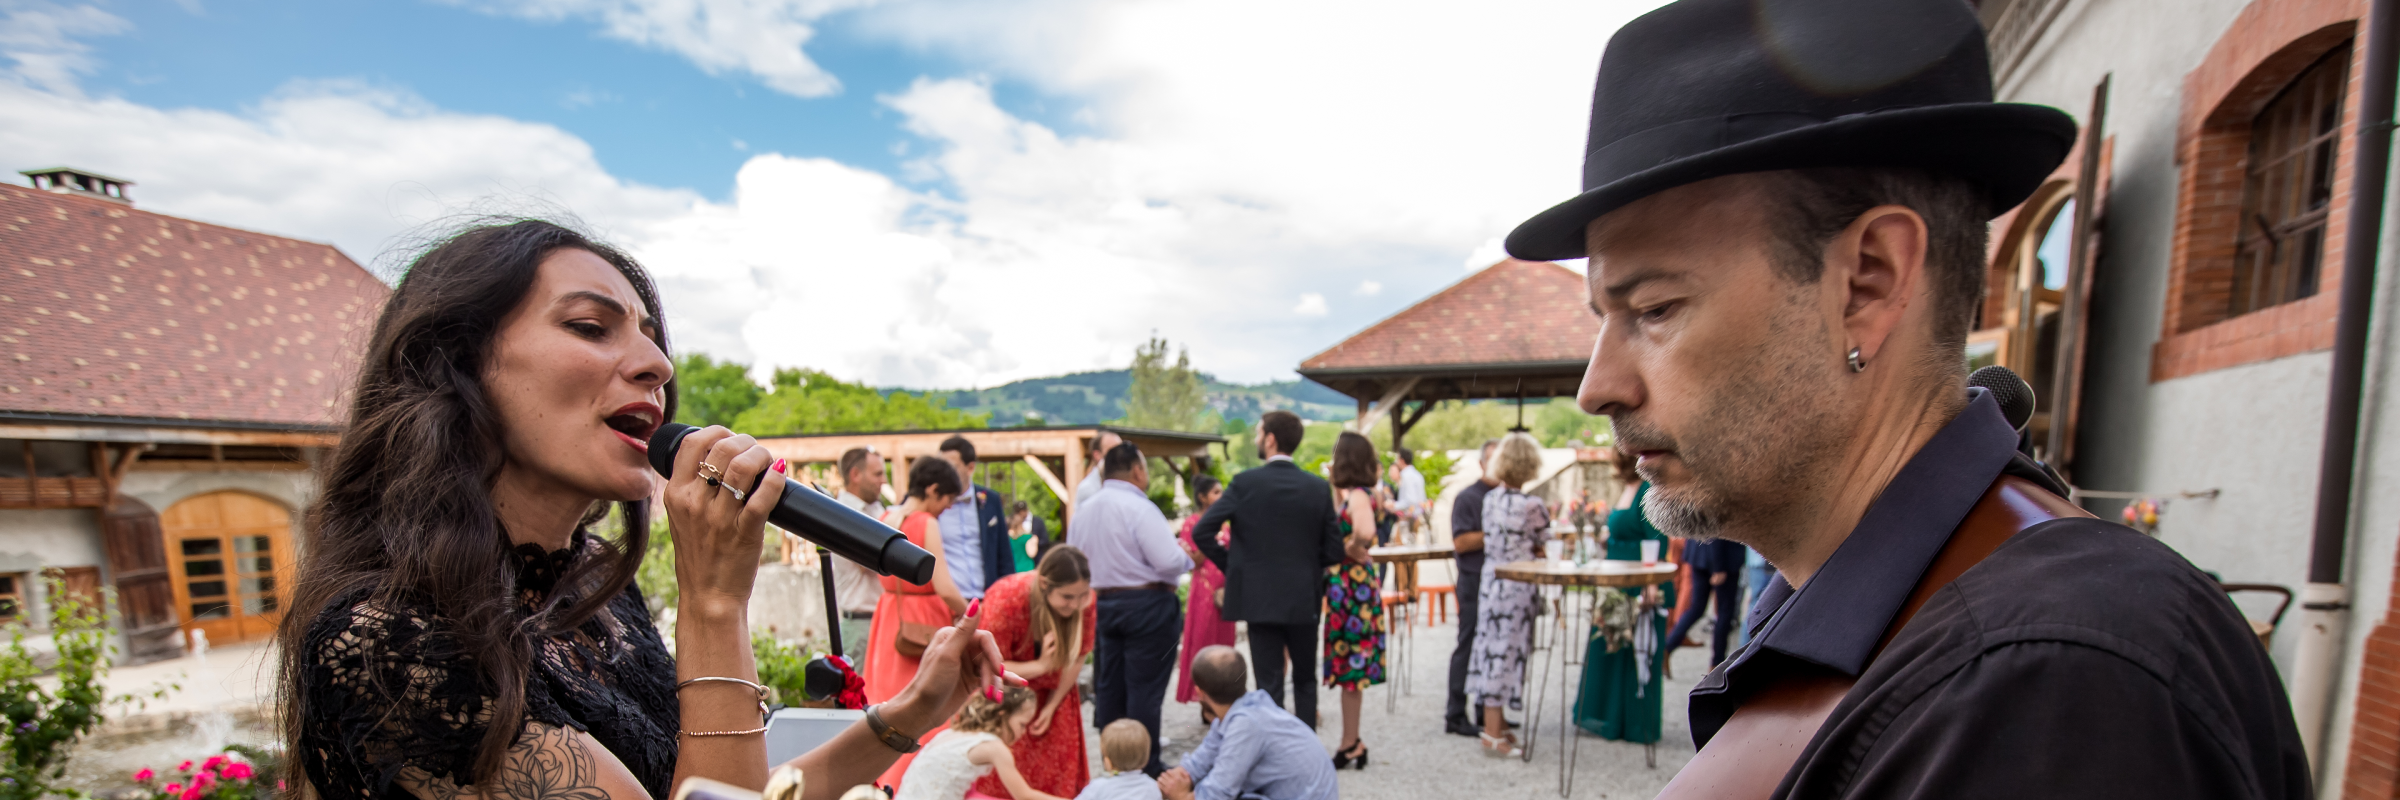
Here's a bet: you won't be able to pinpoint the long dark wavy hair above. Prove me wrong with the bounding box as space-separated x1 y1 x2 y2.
277 218 676 785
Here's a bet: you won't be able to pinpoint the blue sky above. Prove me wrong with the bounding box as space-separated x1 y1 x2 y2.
78 0 1086 199
1 0 1656 388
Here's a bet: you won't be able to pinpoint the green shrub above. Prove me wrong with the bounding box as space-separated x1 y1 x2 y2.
0 576 148 800
752 635 816 707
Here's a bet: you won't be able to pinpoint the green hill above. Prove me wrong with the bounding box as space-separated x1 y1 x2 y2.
901 370 1354 426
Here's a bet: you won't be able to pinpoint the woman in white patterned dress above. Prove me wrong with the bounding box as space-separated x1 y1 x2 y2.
1466 432 1551 758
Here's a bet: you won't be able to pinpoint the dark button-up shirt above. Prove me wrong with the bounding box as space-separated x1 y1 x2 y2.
1692 393 2309 798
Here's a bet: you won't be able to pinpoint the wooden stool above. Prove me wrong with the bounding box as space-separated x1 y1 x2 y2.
1417 584 1455 626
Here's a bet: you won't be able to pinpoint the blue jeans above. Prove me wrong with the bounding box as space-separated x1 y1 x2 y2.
1095 587 1180 777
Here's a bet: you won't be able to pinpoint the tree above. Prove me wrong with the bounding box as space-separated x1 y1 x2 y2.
733 368 989 435
674 353 765 429
1124 337 1205 431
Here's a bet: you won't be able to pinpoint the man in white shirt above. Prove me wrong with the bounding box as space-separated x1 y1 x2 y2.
1073 429 1125 512
829 446 887 661
1067 441 1193 776
1391 448 1428 534
936 435 1015 599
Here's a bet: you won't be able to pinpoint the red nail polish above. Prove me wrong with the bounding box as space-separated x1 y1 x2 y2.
984 686 1002 704
966 599 982 617
771 458 787 474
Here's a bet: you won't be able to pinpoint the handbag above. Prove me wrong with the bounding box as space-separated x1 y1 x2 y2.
894 621 938 659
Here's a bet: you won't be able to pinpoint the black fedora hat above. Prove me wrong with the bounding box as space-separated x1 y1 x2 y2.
1505 0 2080 261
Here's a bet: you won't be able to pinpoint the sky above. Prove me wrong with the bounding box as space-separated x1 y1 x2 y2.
0 0 1662 388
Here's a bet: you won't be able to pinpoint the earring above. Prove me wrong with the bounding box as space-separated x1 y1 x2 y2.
1847 347 1868 373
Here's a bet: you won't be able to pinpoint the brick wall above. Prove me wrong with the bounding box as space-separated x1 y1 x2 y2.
2343 548 2400 799
2154 0 2364 382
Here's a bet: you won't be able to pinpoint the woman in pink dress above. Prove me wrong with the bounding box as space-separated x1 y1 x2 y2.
1175 476 1237 716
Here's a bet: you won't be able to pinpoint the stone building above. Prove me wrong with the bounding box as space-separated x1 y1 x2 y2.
1979 0 2400 794
0 168 383 663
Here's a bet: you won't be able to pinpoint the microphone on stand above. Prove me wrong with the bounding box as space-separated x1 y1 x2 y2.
647 422 936 586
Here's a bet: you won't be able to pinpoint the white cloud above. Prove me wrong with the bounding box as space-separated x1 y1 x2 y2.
3 0 1668 387
1292 293 1328 317
0 0 127 94
454 0 873 98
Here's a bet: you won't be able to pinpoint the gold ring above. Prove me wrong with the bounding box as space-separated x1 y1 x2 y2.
697 461 725 482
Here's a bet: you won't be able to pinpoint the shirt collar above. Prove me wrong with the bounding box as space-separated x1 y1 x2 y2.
1264 454 1294 463
1712 391 2020 678
1103 478 1145 493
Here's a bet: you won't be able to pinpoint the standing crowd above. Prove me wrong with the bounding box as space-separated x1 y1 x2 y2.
833 410 1768 799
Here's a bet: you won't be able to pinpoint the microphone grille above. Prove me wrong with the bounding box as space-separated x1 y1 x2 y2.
648 422 694 477
1967 366 2036 432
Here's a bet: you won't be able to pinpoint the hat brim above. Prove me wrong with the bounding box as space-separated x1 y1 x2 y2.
1503 102 2080 262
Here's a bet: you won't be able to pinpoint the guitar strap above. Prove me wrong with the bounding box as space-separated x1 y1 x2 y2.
1651 474 2090 799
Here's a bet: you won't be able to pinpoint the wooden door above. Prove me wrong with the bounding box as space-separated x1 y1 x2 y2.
158 492 294 645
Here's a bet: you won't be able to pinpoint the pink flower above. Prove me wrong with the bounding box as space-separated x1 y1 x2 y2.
162 783 181 795
179 787 201 800
133 769 154 783
201 756 226 772
192 773 214 790
221 763 252 781
277 781 286 791
176 761 193 773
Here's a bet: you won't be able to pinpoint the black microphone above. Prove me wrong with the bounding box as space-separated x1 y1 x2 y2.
647 423 936 586
1968 365 2036 434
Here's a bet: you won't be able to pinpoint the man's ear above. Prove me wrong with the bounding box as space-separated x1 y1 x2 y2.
1833 205 1928 365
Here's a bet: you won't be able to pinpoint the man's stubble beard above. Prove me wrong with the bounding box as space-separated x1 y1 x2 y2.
1618 295 1849 555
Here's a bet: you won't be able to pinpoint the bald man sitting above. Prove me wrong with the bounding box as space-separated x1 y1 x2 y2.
1157 646 1336 800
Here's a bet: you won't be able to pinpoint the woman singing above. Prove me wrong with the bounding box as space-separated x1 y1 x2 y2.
281 219 1014 800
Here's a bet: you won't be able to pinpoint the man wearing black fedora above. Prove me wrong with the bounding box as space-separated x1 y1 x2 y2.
1511 0 2308 796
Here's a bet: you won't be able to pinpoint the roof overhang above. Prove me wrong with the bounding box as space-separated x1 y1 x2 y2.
1297 359 1589 405
0 411 341 447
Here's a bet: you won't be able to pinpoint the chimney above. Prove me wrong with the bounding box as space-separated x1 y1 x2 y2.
20 167 133 205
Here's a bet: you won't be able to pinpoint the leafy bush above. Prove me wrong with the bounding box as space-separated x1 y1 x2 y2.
752 635 816 707
634 514 677 617
0 575 144 800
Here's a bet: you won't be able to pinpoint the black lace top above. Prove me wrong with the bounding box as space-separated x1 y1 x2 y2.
296 532 679 800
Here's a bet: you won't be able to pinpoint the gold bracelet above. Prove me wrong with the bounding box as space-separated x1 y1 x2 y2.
677 676 772 723
679 723 771 737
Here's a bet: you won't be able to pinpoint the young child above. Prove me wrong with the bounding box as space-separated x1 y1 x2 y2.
1075 720 1161 800
896 686 1069 800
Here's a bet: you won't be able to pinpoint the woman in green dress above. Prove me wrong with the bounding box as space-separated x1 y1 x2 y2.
1573 446 1673 744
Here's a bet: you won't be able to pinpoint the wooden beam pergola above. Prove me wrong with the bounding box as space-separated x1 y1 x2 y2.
755 424 1226 525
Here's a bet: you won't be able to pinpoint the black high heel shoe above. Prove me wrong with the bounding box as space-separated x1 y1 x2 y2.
1332 740 1368 770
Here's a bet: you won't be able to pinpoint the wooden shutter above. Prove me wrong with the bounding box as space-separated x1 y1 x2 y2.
100 500 181 664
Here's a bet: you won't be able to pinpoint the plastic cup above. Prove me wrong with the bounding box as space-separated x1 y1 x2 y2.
1640 539 1661 565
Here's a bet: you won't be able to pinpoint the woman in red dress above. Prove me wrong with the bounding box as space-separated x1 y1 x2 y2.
864 459 974 790
970 546 1097 799
1175 476 1237 714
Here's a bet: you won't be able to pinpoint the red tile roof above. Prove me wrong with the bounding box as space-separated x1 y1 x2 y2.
1299 259 1598 373
0 183 389 428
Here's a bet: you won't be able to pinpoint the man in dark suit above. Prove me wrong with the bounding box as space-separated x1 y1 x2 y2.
1194 409 1345 728
938 435 1018 596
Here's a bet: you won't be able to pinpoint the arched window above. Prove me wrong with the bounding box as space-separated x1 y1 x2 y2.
2230 43 2349 317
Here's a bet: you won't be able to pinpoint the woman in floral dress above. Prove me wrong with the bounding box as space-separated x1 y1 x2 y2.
1322 432 1386 770
1467 432 1550 758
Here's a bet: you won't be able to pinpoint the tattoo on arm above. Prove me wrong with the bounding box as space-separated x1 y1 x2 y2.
398 725 622 800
